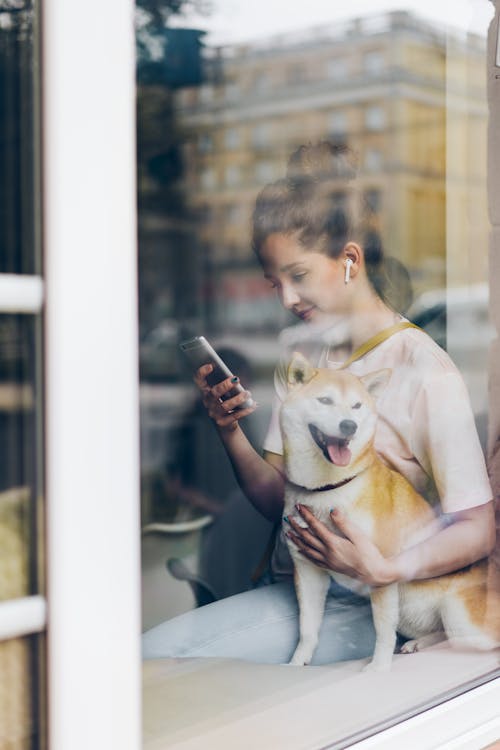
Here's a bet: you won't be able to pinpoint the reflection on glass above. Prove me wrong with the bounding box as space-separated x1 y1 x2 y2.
0 315 40 601
139 3 497 748
0 635 42 749
0 0 39 275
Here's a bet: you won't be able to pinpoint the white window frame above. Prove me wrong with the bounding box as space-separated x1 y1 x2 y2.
42 1 141 749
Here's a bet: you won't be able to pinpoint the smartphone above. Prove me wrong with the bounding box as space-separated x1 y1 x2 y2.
179 336 255 410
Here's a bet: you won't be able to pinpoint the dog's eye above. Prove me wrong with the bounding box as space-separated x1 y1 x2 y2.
352 402 362 410
317 396 333 405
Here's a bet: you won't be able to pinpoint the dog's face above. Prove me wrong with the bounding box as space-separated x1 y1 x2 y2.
280 352 390 487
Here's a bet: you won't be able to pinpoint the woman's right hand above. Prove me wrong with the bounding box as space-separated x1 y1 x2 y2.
194 364 256 432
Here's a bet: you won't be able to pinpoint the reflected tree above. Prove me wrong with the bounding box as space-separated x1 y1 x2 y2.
136 0 211 379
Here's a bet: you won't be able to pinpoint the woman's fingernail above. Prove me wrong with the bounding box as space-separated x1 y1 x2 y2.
231 376 239 383
295 503 301 512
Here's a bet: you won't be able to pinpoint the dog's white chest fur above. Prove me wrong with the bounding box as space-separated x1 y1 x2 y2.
285 476 373 597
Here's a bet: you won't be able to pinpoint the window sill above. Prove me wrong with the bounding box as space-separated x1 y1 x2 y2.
143 643 499 749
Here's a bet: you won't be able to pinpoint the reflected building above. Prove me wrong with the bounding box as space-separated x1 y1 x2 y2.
173 10 487 328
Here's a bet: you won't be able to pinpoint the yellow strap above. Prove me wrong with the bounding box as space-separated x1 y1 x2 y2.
339 321 421 370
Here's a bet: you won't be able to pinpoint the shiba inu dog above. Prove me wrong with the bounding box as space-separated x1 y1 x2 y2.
281 352 499 671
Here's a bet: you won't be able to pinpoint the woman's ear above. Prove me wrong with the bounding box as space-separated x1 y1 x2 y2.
342 242 362 278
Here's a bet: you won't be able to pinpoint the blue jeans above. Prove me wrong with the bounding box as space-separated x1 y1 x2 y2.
142 580 376 665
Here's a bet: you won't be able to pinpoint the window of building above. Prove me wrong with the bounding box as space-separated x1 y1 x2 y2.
224 203 243 224
254 160 274 183
326 57 348 81
224 128 241 150
224 81 240 101
253 71 270 93
365 104 386 131
363 50 385 75
199 84 214 104
364 187 382 213
287 63 306 84
224 164 242 186
198 133 213 153
252 122 271 149
200 168 217 190
365 148 384 172
328 110 348 140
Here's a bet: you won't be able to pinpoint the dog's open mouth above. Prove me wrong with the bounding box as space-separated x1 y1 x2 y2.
308 424 352 466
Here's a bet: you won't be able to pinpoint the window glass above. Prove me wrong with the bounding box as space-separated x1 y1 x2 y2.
139 2 499 748
0 0 40 275
0 635 43 749
0 315 42 600
0 2 45 748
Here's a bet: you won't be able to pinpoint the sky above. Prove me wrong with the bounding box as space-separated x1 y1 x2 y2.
170 0 494 45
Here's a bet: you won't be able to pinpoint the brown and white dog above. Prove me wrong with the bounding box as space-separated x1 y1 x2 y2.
281 352 499 671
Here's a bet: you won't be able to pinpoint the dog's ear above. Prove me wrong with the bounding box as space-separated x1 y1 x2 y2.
287 352 317 387
359 369 391 401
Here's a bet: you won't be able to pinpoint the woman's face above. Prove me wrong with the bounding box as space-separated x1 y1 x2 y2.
259 232 348 321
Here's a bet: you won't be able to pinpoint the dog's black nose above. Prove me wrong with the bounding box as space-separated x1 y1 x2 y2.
339 419 357 437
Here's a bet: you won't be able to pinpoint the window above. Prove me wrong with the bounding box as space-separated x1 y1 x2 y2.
287 63 306 84
0 4 46 748
327 57 348 81
365 148 383 172
254 160 274 183
328 110 348 139
365 105 386 131
198 133 213 153
199 84 214 103
224 164 241 186
252 122 271 149
224 127 241 150
200 168 217 189
364 187 382 213
224 81 240 101
138 3 500 749
363 50 385 75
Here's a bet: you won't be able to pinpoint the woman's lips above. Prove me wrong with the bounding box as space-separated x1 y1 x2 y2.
296 307 315 321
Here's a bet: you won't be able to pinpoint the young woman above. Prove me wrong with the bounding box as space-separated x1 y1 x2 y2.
142 142 495 664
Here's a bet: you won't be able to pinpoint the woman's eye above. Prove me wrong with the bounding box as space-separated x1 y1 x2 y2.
352 402 362 410
292 272 307 282
317 396 333 405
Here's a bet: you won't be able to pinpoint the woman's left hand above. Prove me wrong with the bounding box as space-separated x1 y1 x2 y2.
286 504 398 587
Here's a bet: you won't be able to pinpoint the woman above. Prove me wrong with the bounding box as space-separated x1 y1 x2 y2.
142 142 495 665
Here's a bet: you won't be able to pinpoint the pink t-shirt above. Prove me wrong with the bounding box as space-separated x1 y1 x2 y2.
263 324 492 515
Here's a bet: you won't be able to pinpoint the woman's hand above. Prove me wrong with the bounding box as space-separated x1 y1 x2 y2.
194 364 256 433
286 504 397 587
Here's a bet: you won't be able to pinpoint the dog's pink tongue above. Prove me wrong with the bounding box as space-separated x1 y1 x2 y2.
327 441 351 466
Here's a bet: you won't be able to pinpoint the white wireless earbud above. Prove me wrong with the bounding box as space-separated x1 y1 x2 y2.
344 258 353 284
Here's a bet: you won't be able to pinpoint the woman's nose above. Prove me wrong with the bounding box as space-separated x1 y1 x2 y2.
280 284 300 310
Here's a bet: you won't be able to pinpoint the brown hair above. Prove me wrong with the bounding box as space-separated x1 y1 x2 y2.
252 141 412 311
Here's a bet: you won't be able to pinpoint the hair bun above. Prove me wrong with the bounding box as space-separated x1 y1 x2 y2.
286 141 358 183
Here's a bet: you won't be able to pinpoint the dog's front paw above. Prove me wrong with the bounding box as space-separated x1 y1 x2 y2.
289 644 314 666
289 656 310 666
400 639 419 654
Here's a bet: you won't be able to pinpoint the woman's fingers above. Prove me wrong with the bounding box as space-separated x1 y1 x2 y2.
286 516 326 553
193 367 256 430
194 363 214 390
